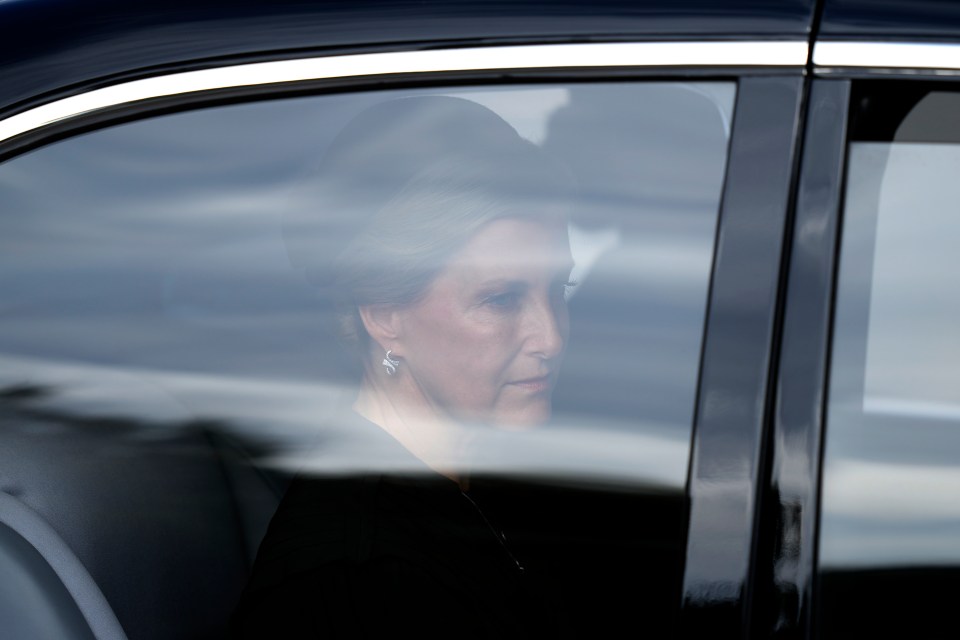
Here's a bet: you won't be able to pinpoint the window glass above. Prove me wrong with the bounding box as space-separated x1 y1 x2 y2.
0 81 733 637
819 87 960 637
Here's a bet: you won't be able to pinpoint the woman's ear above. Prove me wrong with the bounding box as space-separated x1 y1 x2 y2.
358 304 404 353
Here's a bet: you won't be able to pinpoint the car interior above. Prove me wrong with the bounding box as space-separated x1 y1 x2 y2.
0 81 732 640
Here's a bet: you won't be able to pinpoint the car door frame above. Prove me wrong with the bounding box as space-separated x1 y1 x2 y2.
756 30 960 639
0 38 815 639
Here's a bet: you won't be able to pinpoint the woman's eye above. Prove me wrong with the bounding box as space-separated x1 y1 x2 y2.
486 291 521 309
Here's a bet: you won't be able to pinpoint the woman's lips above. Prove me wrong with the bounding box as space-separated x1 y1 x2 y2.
509 375 551 393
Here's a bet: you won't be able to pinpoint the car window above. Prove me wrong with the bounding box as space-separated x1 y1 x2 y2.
0 81 734 637
818 85 960 637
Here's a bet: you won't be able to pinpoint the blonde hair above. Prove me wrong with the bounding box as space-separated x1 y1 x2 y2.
333 144 571 352
283 96 573 371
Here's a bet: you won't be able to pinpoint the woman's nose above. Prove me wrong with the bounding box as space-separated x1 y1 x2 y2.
526 297 567 359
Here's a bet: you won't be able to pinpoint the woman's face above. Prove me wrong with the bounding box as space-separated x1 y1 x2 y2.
394 216 574 427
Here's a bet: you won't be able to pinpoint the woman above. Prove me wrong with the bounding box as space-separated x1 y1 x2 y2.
232 96 576 638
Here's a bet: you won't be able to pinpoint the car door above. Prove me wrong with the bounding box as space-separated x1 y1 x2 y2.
758 2 960 637
0 4 816 638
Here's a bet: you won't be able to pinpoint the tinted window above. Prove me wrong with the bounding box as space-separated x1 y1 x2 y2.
0 81 734 637
819 85 960 637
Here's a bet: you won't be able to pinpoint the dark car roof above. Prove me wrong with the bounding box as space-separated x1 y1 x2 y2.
820 0 960 41
9 0 960 124
1 0 817 118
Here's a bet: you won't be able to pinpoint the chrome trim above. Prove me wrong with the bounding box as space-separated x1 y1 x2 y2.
0 41 806 145
814 41 960 71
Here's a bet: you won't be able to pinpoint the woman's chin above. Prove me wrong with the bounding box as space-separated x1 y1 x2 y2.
489 402 553 431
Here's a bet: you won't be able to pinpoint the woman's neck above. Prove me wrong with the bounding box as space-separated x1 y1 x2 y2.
353 375 473 487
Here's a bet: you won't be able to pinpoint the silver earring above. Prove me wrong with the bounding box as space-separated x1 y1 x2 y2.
382 350 400 376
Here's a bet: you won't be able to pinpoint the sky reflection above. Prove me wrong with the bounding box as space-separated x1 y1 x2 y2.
822 140 960 570
0 81 736 500
0 353 689 489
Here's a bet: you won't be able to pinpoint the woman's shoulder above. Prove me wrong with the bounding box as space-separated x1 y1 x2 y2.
240 474 375 588
236 410 480 600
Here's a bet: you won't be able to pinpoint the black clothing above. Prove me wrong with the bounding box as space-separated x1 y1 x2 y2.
231 413 566 639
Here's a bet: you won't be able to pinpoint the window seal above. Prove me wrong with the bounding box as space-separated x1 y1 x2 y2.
814 41 960 75
0 41 806 146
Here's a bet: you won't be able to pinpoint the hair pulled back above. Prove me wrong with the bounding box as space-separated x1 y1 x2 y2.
283 96 572 361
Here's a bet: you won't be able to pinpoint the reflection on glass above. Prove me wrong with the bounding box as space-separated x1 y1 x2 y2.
819 91 960 637
0 82 733 485
0 81 733 637
823 141 960 570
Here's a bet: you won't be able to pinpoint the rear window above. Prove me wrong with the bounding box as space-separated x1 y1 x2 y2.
0 81 734 637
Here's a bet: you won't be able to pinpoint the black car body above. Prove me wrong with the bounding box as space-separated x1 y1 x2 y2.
2 1 960 638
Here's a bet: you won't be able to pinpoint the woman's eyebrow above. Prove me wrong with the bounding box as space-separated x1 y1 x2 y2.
476 278 527 290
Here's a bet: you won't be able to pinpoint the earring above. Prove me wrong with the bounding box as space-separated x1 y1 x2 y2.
382 350 400 376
